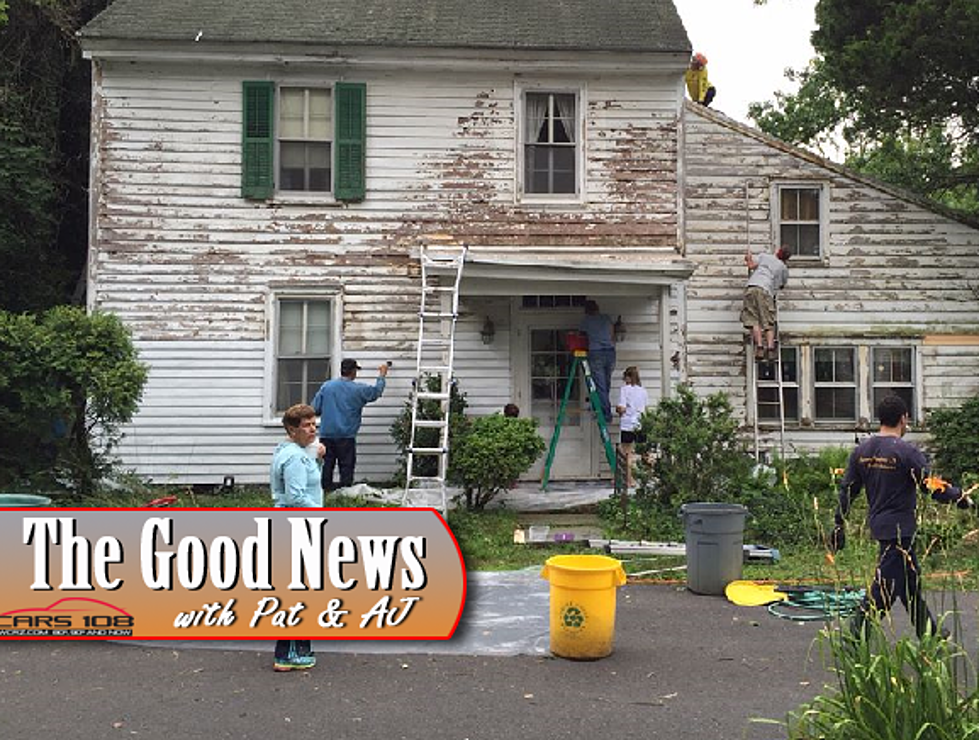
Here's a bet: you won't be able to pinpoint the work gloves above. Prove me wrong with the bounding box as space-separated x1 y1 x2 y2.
829 525 845 553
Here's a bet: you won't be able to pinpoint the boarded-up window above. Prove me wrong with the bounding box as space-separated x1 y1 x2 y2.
524 92 577 195
778 186 822 258
276 299 332 413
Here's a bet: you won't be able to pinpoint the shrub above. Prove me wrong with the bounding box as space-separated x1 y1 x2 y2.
389 374 469 485
742 447 851 547
628 385 755 539
927 394 979 483
0 307 148 493
453 414 545 511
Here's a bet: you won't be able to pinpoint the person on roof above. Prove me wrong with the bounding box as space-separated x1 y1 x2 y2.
685 52 716 107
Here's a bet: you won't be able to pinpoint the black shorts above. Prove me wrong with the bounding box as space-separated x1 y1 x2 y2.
620 430 645 445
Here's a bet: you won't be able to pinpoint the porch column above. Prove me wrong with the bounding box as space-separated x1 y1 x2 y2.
659 285 672 399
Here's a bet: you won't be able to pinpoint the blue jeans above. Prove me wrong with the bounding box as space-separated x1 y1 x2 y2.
587 348 616 422
322 437 356 491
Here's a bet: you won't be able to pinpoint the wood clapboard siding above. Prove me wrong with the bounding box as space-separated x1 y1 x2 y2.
681 105 979 452
92 60 683 482
119 341 414 484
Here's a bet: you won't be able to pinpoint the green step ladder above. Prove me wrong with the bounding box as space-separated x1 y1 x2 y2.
541 349 617 491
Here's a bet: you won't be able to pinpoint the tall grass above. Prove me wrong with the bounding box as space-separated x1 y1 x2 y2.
782 615 979 740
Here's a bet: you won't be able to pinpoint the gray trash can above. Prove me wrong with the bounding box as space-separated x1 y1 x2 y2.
680 502 748 595
0 494 53 507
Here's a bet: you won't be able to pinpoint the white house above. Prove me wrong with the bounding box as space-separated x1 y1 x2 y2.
78 0 979 486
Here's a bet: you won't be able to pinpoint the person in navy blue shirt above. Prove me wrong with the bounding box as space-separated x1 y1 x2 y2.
832 394 973 639
311 359 388 491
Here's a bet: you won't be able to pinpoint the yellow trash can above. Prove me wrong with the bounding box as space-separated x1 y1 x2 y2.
540 554 627 660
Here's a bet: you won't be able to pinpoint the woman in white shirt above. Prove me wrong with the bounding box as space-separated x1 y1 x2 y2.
616 366 648 488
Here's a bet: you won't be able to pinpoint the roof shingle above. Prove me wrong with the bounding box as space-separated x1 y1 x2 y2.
80 0 691 53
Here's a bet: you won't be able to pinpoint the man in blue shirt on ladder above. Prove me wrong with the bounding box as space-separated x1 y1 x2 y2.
579 300 616 423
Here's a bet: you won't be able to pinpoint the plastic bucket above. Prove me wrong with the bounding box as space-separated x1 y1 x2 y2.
540 554 627 660
0 494 53 507
680 502 748 595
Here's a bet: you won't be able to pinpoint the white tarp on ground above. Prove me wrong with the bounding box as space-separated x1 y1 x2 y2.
125 569 551 657
341 481 614 512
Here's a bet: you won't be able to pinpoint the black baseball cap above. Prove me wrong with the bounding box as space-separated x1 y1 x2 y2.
340 359 361 375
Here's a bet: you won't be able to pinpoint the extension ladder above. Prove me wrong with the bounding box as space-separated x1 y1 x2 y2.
752 299 787 464
401 244 467 512
541 350 617 491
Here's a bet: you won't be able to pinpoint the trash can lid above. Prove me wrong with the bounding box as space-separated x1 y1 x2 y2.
0 494 53 507
679 502 748 516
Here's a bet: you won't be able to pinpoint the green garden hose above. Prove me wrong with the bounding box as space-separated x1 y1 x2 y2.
766 587 866 622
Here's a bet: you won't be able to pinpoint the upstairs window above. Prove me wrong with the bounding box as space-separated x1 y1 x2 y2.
776 185 824 258
523 91 578 196
241 81 366 201
278 88 332 192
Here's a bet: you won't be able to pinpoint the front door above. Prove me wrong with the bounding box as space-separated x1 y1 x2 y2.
514 320 598 480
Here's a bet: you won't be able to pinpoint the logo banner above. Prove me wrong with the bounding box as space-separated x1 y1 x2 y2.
0 508 466 640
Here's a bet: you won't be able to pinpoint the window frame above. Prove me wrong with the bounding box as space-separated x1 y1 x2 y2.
748 342 920 429
276 86 334 195
772 182 828 262
812 346 858 423
754 346 800 424
515 83 585 204
242 80 366 204
264 291 342 422
870 346 917 422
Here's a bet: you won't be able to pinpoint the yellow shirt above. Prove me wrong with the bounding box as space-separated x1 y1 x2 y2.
685 67 711 103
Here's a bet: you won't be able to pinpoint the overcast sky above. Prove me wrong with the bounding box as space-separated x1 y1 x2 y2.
672 0 819 125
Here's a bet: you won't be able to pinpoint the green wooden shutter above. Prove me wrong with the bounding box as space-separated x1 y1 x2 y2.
241 81 275 200
334 82 367 202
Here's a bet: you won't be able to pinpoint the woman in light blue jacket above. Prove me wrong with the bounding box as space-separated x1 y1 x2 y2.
269 403 324 670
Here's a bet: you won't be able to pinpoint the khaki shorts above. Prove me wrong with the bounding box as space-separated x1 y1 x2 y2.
741 286 775 330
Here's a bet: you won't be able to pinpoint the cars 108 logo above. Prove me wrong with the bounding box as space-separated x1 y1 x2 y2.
0 598 134 637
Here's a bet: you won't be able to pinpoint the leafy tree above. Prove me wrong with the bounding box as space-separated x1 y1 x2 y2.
0 306 148 493
0 0 111 311
749 0 979 218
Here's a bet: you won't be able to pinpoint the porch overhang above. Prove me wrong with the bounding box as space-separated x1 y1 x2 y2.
425 247 691 402
428 249 695 296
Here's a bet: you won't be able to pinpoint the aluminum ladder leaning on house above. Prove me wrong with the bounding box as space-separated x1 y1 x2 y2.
401 244 467 513
752 300 787 466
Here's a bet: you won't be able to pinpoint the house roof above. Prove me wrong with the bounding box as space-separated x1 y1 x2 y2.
79 0 691 54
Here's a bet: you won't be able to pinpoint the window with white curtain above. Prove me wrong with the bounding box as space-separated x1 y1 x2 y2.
523 91 578 195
